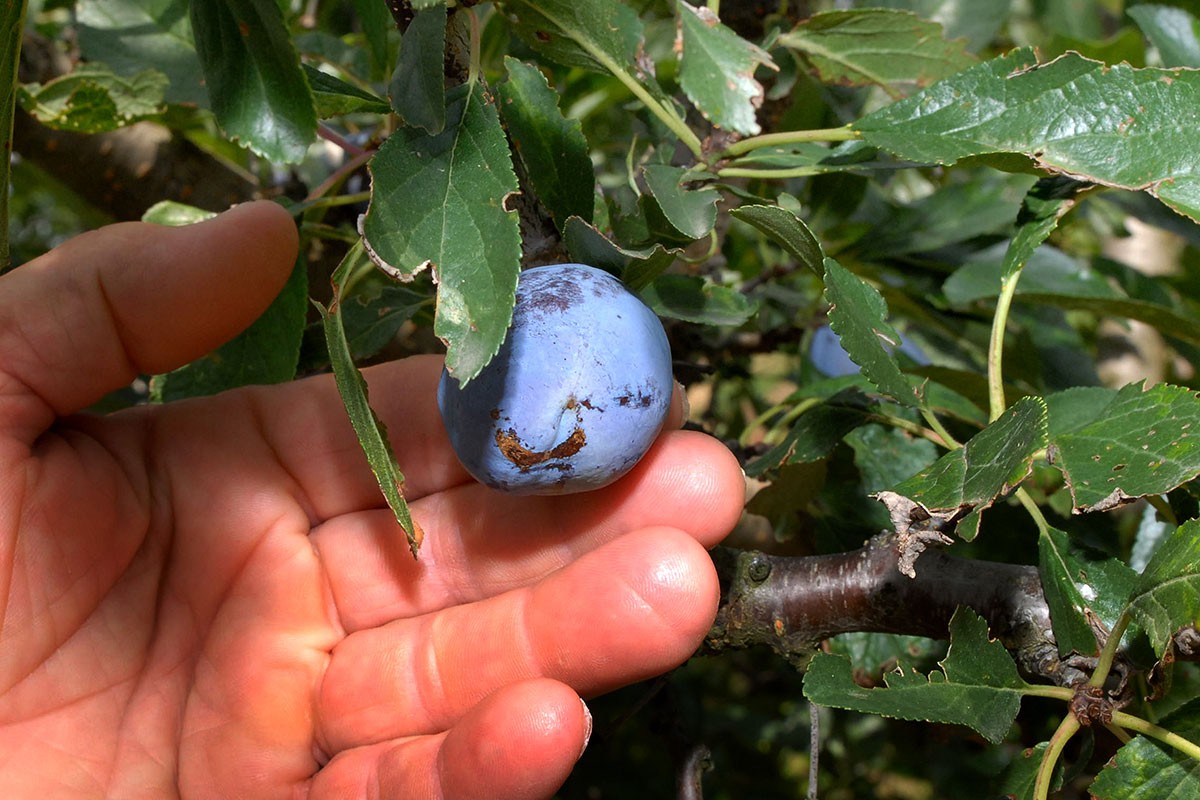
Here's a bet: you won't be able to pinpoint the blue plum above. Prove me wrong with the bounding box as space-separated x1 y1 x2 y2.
437 263 674 495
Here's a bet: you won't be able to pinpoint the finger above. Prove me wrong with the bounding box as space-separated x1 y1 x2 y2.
314 527 717 752
311 427 744 629
236 354 693 524
310 679 588 800
0 200 297 439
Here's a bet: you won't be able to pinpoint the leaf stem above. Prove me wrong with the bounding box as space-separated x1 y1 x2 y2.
721 125 861 158
1089 611 1133 690
1 0 29 273
465 7 482 88
1111 710 1200 762
987 271 1021 421
1035 714 1078 800
1016 488 1051 537
603 56 704 158
717 165 828 180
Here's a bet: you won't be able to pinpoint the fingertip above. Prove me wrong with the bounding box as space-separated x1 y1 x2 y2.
622 430 746 549
437 679 587 800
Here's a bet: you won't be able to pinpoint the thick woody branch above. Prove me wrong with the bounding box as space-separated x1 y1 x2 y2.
705 533 1090 687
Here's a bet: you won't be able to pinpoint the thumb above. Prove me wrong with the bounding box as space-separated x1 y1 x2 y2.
0 200 298 439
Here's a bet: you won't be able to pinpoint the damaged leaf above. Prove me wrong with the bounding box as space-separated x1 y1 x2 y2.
804 607 1029 744
1045 383 1200 513
675 1 775 135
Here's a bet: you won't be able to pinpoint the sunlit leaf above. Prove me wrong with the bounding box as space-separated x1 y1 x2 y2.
317 244 422 556
855 48 1200 222
675 1 774 135
362 81 521 383
190 0 317 162
19 65 167 132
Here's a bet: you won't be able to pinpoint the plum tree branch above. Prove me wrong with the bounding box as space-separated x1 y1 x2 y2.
704 532 1091 687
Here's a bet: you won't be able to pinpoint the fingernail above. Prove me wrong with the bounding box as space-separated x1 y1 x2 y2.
579 698 593 760
675 379 690 427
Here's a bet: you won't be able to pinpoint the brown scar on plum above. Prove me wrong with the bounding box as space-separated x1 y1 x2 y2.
495 427 587 470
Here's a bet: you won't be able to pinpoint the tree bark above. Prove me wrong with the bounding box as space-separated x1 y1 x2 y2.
705 533 1092 687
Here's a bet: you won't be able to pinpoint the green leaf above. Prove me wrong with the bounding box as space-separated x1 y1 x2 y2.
303 64 391 118
1046 383 1200 513
498 57 594 230
351 0 391 77
361 81 522 383
675 1 774 135
1126 517 1200 658
995 742 1062 799
804 607 1028 744
1001 176 1092 283
729 204 824 275
1037 526 1116 656
846 423 939 493
890 395 1048 540
76 0 207 107
642 164 719 241
147 203 307 401
561 217 677 291
1092 698 1200 799
1128 5 1200 68
494 0 643 74
744 389 876 477
342 285 430 361
389 5 446 134
779 8 975 98
189 0 317 163
317 244 421 557
19 65 167 132
853 49 1200 223
823 257 920 407
826 632 943 683
639 274 757 326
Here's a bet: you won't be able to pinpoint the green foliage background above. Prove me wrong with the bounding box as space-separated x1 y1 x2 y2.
13 0 1200 797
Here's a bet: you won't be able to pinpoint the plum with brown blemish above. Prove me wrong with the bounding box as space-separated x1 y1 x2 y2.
437 263 673 494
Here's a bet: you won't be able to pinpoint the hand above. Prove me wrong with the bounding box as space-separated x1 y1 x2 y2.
0 202 744 799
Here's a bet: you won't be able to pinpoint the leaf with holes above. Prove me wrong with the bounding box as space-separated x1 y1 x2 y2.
1046 383 1200 513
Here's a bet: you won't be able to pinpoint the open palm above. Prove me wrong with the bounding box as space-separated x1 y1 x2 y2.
0 202 743 799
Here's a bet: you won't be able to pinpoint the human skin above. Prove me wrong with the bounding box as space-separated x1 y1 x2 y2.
0 201 745 799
